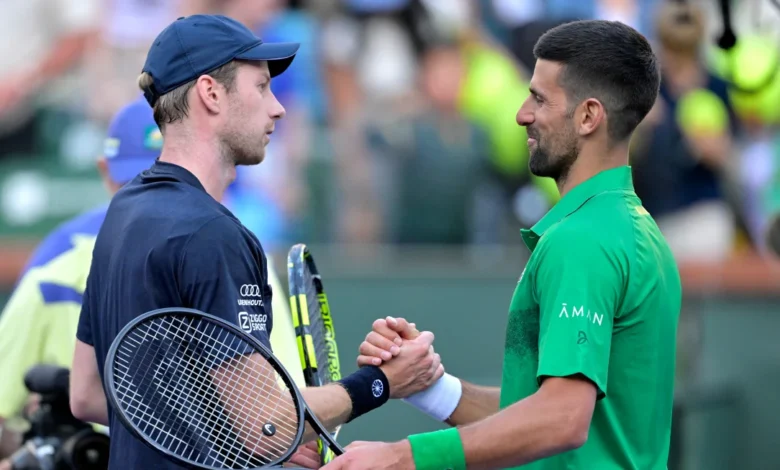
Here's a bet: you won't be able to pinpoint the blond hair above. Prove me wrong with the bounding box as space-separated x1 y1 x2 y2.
137 61 240 130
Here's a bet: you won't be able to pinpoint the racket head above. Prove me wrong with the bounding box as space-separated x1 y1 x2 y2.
287 244 342 463
103 307 306 470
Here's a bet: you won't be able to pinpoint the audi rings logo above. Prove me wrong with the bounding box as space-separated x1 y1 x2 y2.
240 284 262 297
237 284 264 307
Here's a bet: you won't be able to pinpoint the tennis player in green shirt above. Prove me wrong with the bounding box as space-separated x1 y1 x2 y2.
324 19 682 470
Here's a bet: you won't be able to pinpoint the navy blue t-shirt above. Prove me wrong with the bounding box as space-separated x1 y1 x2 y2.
76 161 273 470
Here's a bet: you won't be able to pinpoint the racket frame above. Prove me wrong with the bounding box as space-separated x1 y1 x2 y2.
287 244 342 465
103 306 343 470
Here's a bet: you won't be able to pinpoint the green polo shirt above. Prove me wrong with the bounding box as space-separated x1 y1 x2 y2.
499 166 681 469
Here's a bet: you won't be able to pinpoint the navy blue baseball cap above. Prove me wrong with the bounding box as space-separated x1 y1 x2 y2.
103 96 162 183
141 14 299 107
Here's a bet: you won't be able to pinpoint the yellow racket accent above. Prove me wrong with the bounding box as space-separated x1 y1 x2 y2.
290 295 307 372
290 296 300 328
297 293 318 369
297 293 311 325
303 335 317 369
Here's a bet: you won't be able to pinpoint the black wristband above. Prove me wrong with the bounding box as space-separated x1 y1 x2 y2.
337 366 390 423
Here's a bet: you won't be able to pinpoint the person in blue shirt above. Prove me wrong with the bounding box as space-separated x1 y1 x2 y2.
68 14 444 470
0 95 159 459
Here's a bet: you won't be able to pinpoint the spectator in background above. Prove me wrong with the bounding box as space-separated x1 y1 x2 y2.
631 0 737 262
320 0 425 120
86 0 181 124
365 40 490 245
707 32 780 256
0 0 100 159
320 0 428 243
739 125 780 257
488 0 659 46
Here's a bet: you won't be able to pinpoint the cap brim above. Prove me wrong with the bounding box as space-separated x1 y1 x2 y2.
236 42 300 77
107 158 155 184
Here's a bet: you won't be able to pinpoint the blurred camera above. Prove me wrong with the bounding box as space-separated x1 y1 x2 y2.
6 365 109 470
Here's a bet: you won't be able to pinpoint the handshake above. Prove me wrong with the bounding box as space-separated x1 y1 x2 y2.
354 316 444 400
288 317 464 469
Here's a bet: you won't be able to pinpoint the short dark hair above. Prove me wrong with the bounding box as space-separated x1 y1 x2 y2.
533 20 660 143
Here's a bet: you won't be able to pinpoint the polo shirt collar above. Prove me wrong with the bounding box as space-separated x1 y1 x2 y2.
520 165 634 251
145 160 207 193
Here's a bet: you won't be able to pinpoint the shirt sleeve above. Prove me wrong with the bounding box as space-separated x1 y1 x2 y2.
0 273 49 418
178 217 272 361
76 282 94 346
532 228 628 399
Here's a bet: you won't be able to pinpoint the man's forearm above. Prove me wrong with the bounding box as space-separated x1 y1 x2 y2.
300 384 352 440
71 392 109 426
445 381 500 427
69 341 109 427
92 395 109 426
457 385 591 469
213 356 362 452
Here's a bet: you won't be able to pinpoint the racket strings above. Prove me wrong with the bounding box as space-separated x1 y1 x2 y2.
169 318 300 461
117 321 295 467
120 318 298 467
163 322 290 465
112 315 301 468
210 343 298 462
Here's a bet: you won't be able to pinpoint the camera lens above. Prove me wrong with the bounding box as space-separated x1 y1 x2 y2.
57 430 110 470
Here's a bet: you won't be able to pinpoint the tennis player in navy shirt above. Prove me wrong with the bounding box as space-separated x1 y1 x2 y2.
69 14 444 470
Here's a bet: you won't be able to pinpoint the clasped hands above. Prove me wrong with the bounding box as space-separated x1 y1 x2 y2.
291 317 436 469
368 316 443 399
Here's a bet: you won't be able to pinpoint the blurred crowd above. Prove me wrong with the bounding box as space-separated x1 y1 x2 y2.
2 0 780 262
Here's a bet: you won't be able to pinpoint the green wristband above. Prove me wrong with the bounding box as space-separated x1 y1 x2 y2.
408 428 467 470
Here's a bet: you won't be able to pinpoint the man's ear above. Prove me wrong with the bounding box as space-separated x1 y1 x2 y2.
577 98 606 137
195 75 222 114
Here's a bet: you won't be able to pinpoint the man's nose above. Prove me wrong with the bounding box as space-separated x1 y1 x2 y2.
270 91 286 120
516 98 534 127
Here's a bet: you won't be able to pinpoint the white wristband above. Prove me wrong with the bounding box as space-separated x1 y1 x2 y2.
402 373 462 422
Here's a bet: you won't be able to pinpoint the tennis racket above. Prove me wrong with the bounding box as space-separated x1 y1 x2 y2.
287 244 342 465
103 307 344 470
